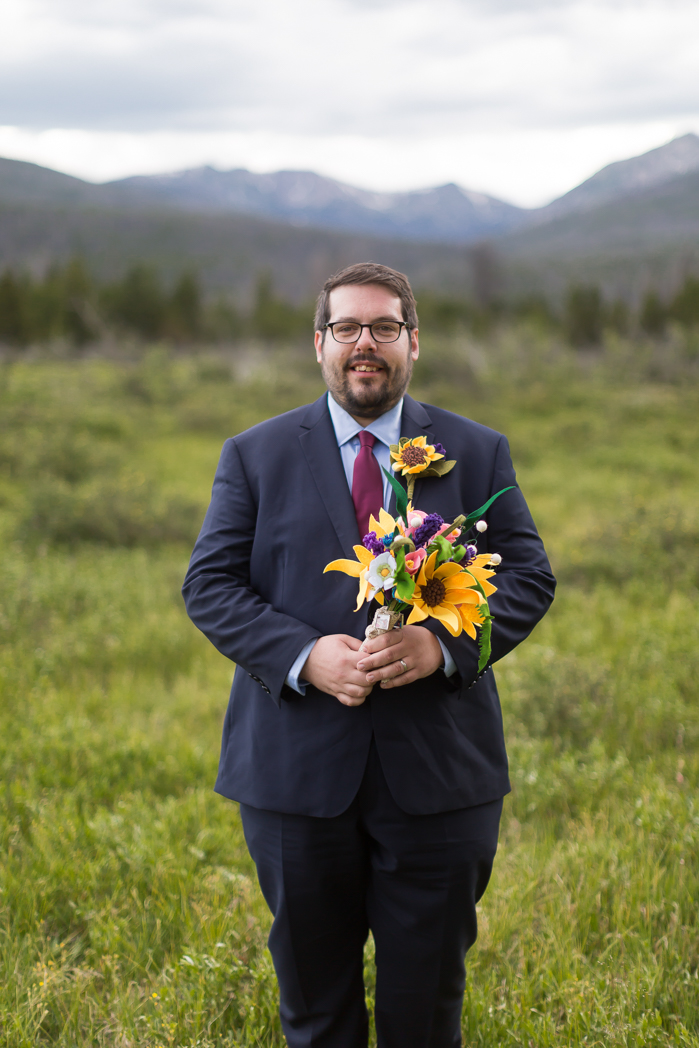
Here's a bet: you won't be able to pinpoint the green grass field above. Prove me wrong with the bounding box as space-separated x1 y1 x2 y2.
1 329 698 1046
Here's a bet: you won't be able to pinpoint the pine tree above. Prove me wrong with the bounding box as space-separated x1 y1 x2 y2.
639 291 667 337
103 265 165 339
0 270 30 345
564 286 603 347
167 272 202 341
669 276 699 328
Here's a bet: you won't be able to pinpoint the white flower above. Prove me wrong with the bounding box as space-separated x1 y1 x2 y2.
366 552 397 598
488 553 502 566
476 520 488 533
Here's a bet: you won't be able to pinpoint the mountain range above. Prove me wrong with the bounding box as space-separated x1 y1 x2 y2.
1 133 698 301
0 156 524 243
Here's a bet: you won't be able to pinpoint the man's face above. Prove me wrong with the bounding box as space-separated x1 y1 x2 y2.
314 283 419 423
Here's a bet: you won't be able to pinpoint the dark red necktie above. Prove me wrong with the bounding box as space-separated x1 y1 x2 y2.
352 430 384 540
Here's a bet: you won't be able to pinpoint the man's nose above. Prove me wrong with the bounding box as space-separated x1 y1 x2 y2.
354 325 378 351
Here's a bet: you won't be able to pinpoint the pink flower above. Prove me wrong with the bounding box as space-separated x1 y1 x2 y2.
404 547 427 575
405 510 427 537
434 523 460 543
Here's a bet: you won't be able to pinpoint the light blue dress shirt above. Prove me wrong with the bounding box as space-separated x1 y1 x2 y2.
286 393 456 693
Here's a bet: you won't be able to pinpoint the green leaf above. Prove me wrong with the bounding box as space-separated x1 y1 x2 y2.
424 459 457 477
464 486 516 528
397 576 415 602
432 533 455 566
382 466 408 523
478 613 492 673
393 546 416 602
451 544 466 563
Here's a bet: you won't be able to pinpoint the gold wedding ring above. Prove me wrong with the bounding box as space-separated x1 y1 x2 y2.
399 659 408 673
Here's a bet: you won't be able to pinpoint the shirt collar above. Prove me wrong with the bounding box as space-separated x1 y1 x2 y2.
327 392 403 449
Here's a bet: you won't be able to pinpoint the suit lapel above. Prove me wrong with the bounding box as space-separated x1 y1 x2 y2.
299 393 437 549
387 394 434 515
299 395 361 558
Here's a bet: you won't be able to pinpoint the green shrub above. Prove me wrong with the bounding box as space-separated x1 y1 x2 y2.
557 504 699 590
19 476 202 547
0 424 123 484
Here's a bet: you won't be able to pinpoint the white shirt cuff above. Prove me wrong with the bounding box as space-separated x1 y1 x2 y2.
285 638 318 695
437 637 457 678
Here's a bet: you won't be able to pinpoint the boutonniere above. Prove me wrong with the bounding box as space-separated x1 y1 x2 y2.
389 436 456 501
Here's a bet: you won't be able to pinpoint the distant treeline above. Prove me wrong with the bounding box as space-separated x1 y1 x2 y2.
0 262 312 346
1 259 699 348
417 279 699 345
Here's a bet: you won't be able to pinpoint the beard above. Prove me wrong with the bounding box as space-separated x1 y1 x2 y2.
321 349 414 420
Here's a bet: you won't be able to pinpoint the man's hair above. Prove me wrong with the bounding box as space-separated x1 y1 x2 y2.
314 262 419 333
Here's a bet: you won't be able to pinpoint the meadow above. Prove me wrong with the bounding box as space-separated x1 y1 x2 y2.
1 326 698 1047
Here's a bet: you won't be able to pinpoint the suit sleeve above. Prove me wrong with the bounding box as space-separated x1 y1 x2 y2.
182 438 321 706
424 434 556 689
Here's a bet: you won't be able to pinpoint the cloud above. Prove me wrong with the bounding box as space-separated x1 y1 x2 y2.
1 0 699 204
2 0 699 136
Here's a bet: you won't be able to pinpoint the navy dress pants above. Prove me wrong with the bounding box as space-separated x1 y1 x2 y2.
240 739 502 1048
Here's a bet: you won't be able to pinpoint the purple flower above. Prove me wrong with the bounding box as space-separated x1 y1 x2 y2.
363 532 386 557
433 442 446 456
412 513 445 548
463 544 478 565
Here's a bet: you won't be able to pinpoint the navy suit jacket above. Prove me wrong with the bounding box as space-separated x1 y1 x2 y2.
182 393 555 817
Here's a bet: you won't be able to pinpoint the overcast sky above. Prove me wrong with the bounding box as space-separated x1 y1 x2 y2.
1 0 698 206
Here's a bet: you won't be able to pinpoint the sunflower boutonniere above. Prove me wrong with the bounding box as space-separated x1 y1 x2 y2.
389 436 456 500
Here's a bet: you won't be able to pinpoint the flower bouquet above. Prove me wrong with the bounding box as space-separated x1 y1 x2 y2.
324 437 513 671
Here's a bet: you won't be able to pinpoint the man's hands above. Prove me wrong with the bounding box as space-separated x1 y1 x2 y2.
302 626 445 706
357 625 444 690
301 634 374 707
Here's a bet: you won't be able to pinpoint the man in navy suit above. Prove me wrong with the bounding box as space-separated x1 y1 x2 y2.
183 262 555 1048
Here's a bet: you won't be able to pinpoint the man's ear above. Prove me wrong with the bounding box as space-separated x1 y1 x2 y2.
314 329 324 363
410 327 419 362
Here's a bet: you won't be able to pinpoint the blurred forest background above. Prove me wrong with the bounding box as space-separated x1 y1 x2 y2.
1 256 699 349
1 134 699 1047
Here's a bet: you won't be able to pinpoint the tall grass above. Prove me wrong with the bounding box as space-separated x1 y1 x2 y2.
1 329 698 1046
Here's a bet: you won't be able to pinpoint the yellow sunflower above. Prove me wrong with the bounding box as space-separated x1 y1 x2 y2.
391 436 444 476
456 600 485 641
463 553 498 597
406 550 481 636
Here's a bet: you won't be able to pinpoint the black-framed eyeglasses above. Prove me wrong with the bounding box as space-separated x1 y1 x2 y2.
324 321 409 344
